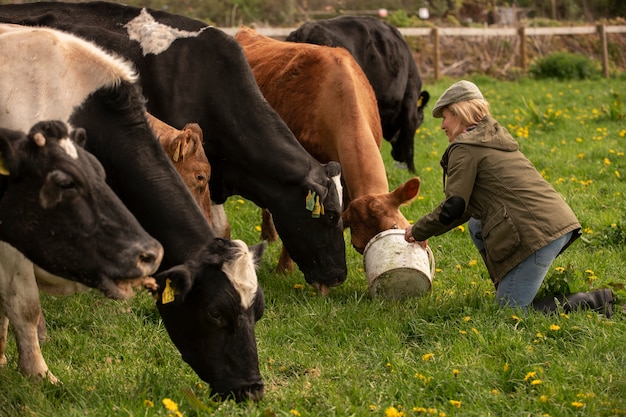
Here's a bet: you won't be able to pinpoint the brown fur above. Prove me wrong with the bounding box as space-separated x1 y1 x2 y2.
236 27 421 268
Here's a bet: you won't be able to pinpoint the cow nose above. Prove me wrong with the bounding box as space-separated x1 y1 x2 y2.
136 242 164 276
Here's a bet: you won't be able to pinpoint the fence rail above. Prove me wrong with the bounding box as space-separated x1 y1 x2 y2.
219 25 626 79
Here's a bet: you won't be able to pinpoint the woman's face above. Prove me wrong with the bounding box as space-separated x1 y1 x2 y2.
441 108 466 142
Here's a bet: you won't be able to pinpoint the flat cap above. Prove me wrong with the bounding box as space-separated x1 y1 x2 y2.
432 80 484 118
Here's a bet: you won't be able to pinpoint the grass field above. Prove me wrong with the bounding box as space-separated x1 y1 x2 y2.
1 76 625 417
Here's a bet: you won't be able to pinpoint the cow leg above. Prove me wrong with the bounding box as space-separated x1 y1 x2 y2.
260 209 279 242
0 244 58 383
276 245 294 274
210 202 232 239
0 310 8 367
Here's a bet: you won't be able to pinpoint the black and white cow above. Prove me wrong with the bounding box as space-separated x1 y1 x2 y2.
0 1 348 293
0 24 265 401
0 121 163 294
286 16 430 173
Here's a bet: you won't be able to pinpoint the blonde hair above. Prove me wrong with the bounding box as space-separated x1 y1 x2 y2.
447 98 491 127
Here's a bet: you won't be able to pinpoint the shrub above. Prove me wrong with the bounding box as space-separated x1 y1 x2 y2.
529 52 601 80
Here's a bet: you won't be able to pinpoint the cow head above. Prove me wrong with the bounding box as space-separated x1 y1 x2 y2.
154 238 266 402
270 161 347 294
0 121 164 299
342 177 421 254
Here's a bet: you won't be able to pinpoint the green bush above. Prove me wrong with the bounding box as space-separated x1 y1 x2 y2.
529 52 601 80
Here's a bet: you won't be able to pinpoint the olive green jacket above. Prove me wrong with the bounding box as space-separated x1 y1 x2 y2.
410 115 581 284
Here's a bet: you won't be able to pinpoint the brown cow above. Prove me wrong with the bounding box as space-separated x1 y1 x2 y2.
146 113 231 239
235 27 420 275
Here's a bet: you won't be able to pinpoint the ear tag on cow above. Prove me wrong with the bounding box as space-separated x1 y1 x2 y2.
0 154 9 176
162 278 175 304
312 196 321 218
306 190 316 211
417 95 423 108
173 142 182 162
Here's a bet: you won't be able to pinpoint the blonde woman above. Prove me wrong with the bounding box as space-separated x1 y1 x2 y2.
405 80 613 316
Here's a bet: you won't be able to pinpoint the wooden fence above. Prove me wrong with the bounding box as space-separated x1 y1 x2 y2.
220 25 626 79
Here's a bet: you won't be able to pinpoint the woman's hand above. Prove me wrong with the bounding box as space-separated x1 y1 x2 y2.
404 226 428 248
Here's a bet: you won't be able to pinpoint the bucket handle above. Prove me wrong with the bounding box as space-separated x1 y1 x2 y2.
425 245 436 278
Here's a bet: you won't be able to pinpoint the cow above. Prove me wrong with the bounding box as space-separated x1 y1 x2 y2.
145 113 231 239
286 16 430 174
235 27 421 264
0 121 163 294
0 24 265 401
0 1 348 293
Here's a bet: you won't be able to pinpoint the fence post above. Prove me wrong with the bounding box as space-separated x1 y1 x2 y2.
597 24 610 78
518 26 527 74
432 27 440 80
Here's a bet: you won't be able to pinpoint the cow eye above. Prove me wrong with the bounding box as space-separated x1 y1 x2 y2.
208 309 224 325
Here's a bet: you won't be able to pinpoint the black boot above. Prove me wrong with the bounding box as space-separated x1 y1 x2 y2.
532 289 614 318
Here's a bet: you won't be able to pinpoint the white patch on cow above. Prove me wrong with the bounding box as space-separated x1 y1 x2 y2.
58 138 78 160
332 173 343 210
221 240 258 309
125 9 208 56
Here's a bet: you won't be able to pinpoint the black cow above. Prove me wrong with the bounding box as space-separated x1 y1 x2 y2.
0 1 348 293
0 121 163 294
0 24 265 401
287 16 430 173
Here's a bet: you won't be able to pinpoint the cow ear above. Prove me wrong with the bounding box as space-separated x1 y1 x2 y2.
70 127 88 148
0 128 24 176
154 265 194 304
325 161 341 178
418 91 431 110
391 177 421 206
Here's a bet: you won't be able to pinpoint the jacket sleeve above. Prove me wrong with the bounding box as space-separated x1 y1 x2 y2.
411 146 477 241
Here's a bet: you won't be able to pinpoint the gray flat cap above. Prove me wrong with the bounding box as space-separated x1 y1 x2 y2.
432 80 484 118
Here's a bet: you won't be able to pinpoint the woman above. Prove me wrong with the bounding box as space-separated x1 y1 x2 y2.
405 80 613 316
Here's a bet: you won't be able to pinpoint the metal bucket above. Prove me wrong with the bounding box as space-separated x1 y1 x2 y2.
363 229 435 300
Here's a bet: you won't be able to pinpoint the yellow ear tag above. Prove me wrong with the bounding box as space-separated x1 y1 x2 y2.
173 141 182 162
162 278 175 304
305 190 316 211
0 153 9 176
312 195 321 218
417 96 423 107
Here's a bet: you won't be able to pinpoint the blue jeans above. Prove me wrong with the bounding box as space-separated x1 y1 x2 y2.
468 217 573 309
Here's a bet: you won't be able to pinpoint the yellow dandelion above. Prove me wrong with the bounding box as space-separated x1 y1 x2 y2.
144 400 154 408
463 316 471 322
604 158 611 165
560 313 570 318
455 264 462 270
540 395 548 403
453 369 460 377
468 259 478 267
237 198 245 204
385 406 405 417
254 225 262 232
531 379 542 385
422 353 435 361
555 267 565 273
459 330 467 335
290 409 301 416
471 328 479 334
524 371 537 381
577 152 585 159
457 225 465 233
412 407 427 413
571 401 584 408
435 268 443 273
293 283 304 289
550 324 561 331
162 398 178 411
615 170 621 178
449 400 462 408
512 315 521 321
503 363 509 371
369 404 379 411
425 167 433 172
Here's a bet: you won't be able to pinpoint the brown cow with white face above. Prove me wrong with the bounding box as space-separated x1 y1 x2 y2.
236 27 421 273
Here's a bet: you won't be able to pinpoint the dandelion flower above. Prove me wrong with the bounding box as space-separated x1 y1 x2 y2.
524 371 537 381
457 225 465 233
540 395 548 403
503 363 509 371
453 369 460 377
550 324 561 331
385 406 405 417
449 400 462 408
422 353 435 361
463 316 471 322
162 398 178 411
571 401 584 408
468 259 478 267
531 380 542 385
144 400 154 408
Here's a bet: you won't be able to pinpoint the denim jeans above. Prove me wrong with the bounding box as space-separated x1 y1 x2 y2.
468 217 573 309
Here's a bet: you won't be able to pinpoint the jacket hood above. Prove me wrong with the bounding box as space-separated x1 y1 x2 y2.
452 115 519 152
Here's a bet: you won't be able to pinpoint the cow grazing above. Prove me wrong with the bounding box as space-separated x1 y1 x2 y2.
235 27 421 260
0 24 265 401
146 113 231 239
0 1 348 292
287 16 430 173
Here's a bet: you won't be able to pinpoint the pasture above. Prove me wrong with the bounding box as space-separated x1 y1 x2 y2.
1 76 625 416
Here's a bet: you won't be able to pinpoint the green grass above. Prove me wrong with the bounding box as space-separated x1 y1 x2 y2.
1 77 626 417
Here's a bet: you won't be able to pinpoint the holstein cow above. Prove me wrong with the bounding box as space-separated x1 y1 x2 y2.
0 1 348 293
0 120 164 384
286 16 430 173
235 27 421 262
0 24 265 401
146 113 231 239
